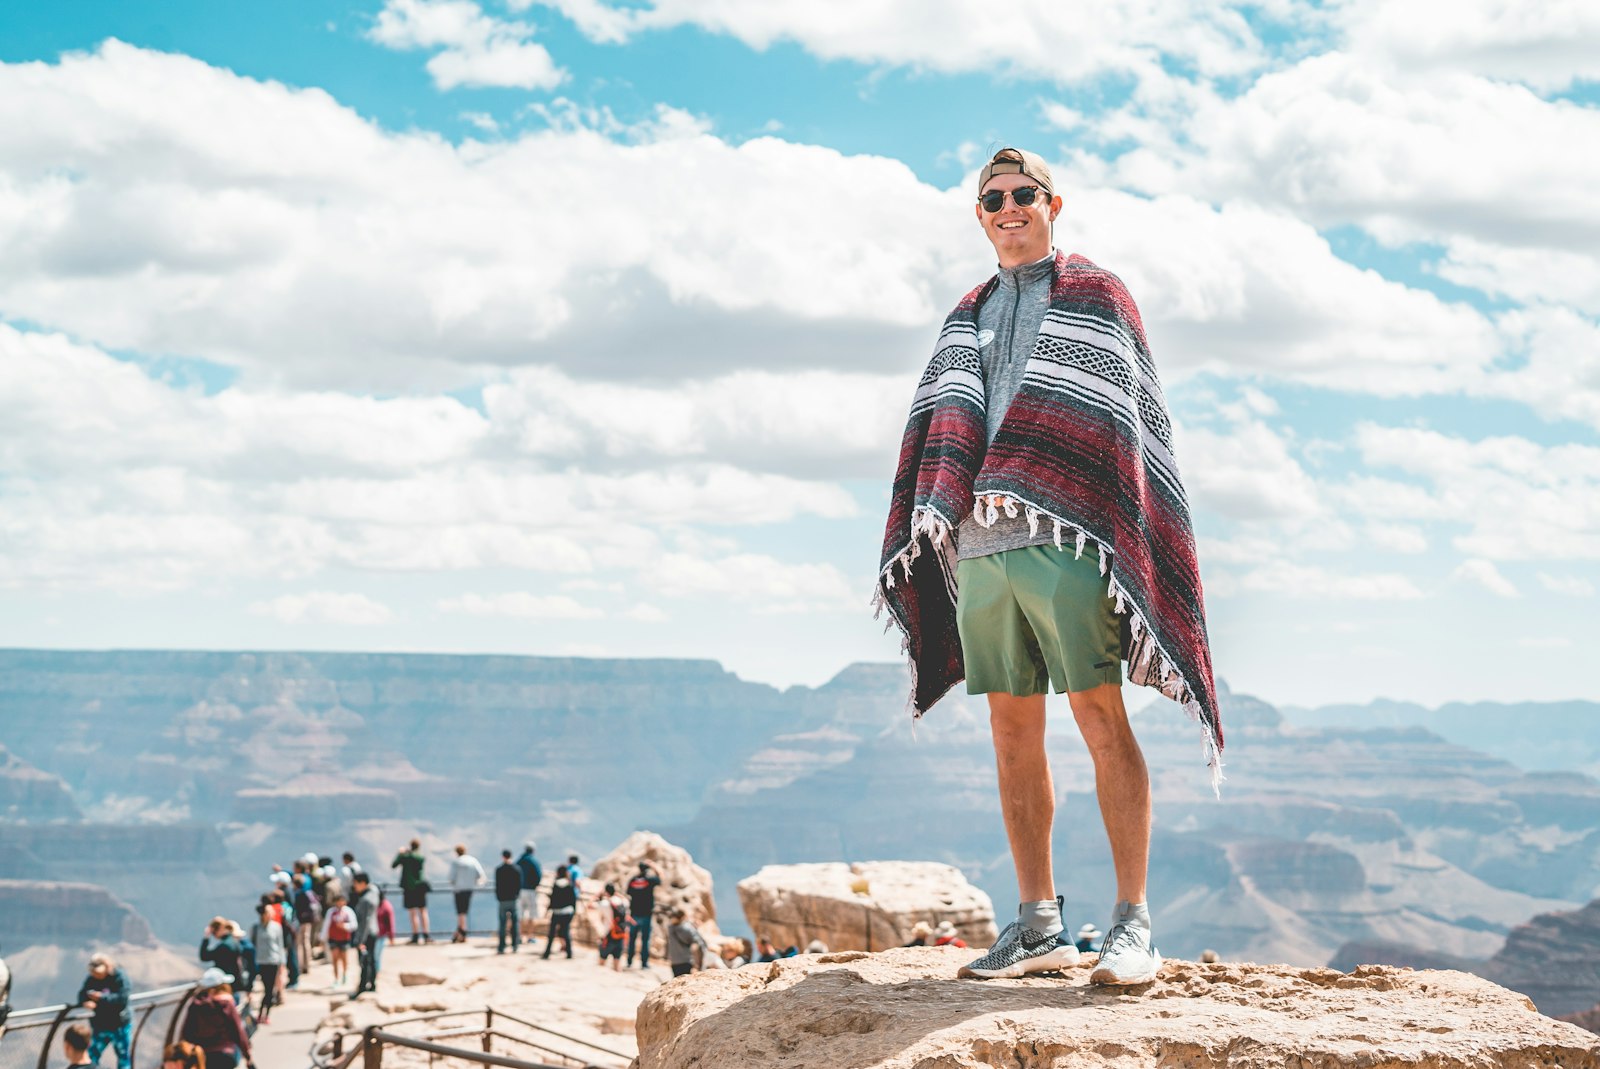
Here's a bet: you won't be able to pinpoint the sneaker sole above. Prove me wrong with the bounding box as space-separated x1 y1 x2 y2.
959 943 1080 979
1090 950 1162 986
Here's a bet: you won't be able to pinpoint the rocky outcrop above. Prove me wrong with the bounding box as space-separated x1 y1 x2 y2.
0 746 81 822
1562 1003 1600 1037
575 832 720 955
737 862 997 952
633 949 1600 1068
0 879 157 948
1484 897 1600 1016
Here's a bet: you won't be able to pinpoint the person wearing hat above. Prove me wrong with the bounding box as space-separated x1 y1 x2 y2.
875 146 1221 987
903 920 933 947
933 921 968 949
1075 923 1102 953
180 967 253 1069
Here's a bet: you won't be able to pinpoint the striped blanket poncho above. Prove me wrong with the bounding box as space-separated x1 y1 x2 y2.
873 251 1224 789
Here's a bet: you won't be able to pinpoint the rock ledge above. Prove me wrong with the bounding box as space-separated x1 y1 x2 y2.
634 948 1600 1068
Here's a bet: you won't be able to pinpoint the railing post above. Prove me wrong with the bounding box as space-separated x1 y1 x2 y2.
363 1025 383 1069
36 1005 71 1069
164 986 198 1051
483 1007 493 1053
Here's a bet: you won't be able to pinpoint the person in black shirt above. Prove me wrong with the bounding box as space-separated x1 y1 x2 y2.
494 850 522 953
541 867 577 959
76 955 132 1068
625 862 662 968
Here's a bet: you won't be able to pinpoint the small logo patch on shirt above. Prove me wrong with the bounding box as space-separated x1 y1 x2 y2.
976 329 995 348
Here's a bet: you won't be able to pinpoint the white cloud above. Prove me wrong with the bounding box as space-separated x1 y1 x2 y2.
250 591 395 625
1538 573 1596 597
1178 417 1323 522
1451 558 1519 598
641 552 859 613
1098 52 1600 255
0 326 856 591
369 0 565 90
622 603 668 622
1206 560 1425 601
1335 0 1600 91
525 0 1272 84
1344 425 1600 561
0 42 1527 407
438 591 603 619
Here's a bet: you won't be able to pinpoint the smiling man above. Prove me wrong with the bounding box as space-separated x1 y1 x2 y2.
874 147 1223 985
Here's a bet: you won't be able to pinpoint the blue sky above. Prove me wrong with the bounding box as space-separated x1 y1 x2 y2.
1 0 1597 712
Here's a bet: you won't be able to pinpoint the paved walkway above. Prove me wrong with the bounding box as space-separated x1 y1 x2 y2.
246 969 358 1068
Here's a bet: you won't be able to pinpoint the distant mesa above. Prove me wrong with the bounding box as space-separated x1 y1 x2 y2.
633 950 1600 1069
737 861 998 953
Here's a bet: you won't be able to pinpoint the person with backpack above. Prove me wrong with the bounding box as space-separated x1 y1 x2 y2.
320 895 357 988
391 839 432 944
515 842 542 940
595 883 628 972
540 867 577 960
199 919 248 1006
290 869 322 973
181 968 254 1069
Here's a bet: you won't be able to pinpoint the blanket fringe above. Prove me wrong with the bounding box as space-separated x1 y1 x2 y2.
966 490 1223 797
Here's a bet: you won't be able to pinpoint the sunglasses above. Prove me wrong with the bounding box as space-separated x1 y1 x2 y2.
978 185 1049 213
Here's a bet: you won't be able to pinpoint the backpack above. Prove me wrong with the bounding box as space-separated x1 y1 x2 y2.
237 936 257 983
607 896 628 941
328 909 353 943
294 887 322 924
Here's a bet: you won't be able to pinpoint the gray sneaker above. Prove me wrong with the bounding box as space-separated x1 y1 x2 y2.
1089 916 1161 985
959 920 1079 979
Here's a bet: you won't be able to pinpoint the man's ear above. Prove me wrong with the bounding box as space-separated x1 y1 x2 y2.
1049 194 1063 222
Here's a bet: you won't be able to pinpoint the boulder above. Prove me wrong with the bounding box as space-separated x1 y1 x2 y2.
572 832 719 955
633 948 1600 1068
737 862 996 952
398 971 445 987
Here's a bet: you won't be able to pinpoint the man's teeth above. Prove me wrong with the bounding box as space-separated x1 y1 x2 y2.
999 221 1025 229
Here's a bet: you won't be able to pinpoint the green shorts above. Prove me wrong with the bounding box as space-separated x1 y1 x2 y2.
956 544 1124 697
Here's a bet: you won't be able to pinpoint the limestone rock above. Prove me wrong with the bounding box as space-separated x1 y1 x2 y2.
398 971 445 987
737 862 996 952
633 948 1600 1069
572 832 719 954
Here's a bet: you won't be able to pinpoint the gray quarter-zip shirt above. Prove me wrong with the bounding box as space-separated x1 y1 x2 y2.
956 250 1060 561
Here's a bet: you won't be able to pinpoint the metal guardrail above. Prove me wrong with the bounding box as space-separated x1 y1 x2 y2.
312 1007 630 1069
0 983 197 1069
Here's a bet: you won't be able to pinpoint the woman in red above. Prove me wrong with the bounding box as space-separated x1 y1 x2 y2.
180 968 254 1069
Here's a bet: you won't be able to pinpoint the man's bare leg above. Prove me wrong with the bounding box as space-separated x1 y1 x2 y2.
960 691 1080 978
1067 683 1149 903
988 692 1055 903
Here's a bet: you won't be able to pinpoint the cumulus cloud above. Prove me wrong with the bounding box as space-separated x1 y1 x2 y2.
1099 52 1600 254
250 591 395 625
438 591 603 619
1335 0 1600 90
1538 572 1596 597
369 0 565 90
0 325 855 591
1451 558 1519 598
0 41 1522 404
1343 425 1600 561
524 0 1271 84
1205 560 1425 601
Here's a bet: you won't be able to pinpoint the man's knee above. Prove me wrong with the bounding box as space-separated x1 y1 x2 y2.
1068 684 1134 754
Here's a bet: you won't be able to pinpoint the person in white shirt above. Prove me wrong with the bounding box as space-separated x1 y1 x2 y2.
448 844 487 944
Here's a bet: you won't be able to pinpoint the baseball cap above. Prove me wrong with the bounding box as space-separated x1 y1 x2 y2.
977 147 1054 197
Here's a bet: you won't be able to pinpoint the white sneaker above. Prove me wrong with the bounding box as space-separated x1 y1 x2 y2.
1090 917 1161 985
